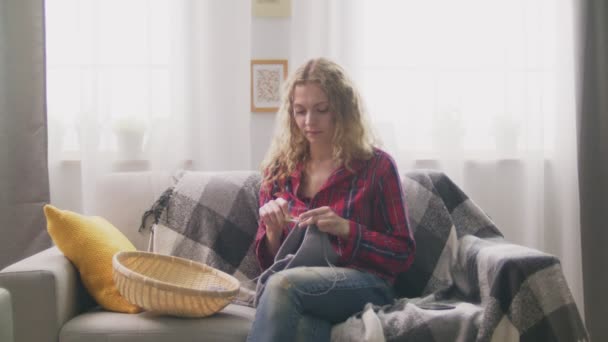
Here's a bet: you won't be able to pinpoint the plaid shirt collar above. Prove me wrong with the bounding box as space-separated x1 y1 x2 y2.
287 157 368 199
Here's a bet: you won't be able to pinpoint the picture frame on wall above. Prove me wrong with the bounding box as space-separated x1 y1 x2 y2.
252 0 291 18
251 59 288 113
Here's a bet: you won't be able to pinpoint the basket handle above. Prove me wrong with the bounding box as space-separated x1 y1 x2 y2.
147 224 156 252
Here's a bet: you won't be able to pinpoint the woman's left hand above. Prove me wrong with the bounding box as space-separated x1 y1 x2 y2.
297 206 350 239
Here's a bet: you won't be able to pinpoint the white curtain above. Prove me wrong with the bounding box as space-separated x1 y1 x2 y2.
46 0 584 317
291 0 584 315
46 0 251 214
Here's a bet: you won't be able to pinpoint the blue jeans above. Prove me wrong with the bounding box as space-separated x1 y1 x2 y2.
246 266 394 342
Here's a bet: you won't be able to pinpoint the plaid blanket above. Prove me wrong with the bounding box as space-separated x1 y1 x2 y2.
332 171 589 342
142 170 589 341
142 171 263 305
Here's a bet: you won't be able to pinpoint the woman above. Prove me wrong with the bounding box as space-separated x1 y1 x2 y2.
248 58 415 342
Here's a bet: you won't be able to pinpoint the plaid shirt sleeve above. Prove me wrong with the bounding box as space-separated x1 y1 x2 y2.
254 181 278 270
336 154 416 281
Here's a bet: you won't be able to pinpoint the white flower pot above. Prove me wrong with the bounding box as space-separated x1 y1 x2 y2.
115 130 145 160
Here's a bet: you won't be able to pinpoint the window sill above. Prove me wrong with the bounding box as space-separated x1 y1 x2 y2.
57 151 193 172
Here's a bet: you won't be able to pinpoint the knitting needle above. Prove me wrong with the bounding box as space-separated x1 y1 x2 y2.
286 217 299 224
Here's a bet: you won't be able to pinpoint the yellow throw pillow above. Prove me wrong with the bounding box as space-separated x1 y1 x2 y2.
44 204 141 313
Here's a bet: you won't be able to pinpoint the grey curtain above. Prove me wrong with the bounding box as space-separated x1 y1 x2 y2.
0 0 51 269
577 0 608 341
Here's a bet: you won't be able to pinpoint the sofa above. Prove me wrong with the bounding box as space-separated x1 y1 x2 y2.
0 170 589 342
0 287 13 342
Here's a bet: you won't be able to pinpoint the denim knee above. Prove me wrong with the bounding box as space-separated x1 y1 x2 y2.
265 272 293 292
261 273 299 314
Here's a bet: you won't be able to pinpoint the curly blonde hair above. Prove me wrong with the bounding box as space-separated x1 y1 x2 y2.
260 58 377 187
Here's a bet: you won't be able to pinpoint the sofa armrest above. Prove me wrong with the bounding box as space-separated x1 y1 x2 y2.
0 247 94 342
463 237 588 340
0 288 13 342
469 238 562 303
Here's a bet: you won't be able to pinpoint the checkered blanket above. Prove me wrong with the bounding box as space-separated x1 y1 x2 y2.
142 170 589 341
332 171 589 342
141 171 263 306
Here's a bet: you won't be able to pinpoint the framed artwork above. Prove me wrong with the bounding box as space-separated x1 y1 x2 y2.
251 59 288 113
252 0 291 17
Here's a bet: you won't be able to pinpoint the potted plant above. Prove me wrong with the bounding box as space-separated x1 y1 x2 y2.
493 115 520 155
433 106 465 153
112 116 147 160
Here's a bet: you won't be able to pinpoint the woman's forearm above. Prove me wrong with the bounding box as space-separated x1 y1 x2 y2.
265 231 282 256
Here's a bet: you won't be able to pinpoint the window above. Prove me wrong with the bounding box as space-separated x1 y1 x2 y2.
45 0 183 158
357 0 560 158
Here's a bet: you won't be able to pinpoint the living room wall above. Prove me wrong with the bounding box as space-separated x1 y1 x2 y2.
249 16 290 170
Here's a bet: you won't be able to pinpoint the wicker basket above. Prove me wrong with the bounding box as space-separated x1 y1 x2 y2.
112 251 240 318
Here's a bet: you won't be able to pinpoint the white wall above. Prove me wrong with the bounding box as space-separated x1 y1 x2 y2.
249 16 291 170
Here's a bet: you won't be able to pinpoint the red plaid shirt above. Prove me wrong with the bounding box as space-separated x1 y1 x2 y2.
255 148 416 284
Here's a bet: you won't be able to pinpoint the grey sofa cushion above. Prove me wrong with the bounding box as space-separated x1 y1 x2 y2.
60 304 255 342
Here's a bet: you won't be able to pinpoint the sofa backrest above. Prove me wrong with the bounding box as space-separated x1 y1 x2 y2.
94 170 422 256
95 171 174 250
396 170 502 297
96 169 502 300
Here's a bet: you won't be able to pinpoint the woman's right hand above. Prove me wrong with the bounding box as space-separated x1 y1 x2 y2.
259 197 290 240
